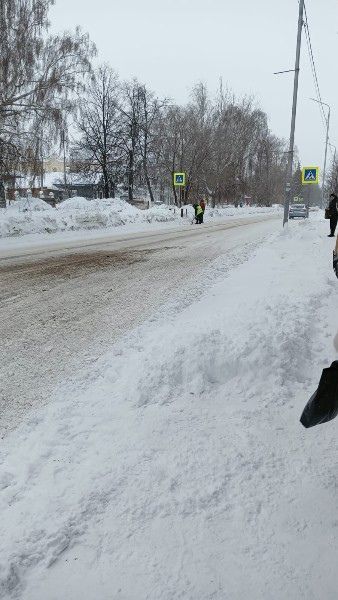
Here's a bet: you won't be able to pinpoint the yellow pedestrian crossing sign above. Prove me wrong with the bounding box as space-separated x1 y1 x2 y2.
173 172 186 187
302 167 319 185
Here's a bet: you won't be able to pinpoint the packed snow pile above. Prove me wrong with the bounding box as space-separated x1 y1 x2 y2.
1 217 337 599
56 196 92 210
0 196 282 238
0 197 176 237
7 197 53 212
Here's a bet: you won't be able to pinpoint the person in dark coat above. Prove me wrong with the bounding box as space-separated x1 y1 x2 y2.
334 235 338 278
328 193 338 237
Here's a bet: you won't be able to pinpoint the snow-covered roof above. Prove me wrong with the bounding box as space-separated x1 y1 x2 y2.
44 172 102 188
14 171 101 189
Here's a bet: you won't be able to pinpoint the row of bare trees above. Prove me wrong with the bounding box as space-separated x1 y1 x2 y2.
72 66 165 202
1 2 289 205
72 66 290 205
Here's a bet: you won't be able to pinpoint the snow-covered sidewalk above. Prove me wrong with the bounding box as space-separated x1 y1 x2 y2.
1 216 337 600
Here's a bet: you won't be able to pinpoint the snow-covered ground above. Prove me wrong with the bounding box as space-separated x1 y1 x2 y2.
1 214 337 599
0 196 281 239
0 216 277 436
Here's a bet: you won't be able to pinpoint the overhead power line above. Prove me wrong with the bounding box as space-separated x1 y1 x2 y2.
303 4 336 160
303 2 327 130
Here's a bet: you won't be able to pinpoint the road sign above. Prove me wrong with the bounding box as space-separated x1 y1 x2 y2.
302 167 319 185
173 172 186 187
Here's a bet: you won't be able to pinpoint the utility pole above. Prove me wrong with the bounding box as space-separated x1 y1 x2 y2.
61 129 67 193
283 0 305 226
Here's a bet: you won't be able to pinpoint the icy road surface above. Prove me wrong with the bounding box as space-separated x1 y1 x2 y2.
0 215 278 436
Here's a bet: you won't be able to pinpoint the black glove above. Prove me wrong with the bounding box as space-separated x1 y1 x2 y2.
300 361 338 428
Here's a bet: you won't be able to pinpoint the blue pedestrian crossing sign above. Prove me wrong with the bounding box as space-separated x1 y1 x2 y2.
173 172 186 187
302 166 319 185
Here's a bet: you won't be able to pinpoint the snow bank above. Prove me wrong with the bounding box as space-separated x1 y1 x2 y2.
208 204 283 218
0 196 174 237
1 217 337 599
56 196 92 210
0 197 281 239
7 197 53 212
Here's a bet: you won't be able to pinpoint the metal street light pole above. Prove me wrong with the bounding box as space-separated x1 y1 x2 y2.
283 0 305 226
310 98 330 207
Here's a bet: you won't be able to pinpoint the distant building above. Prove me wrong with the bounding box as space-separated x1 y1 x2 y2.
44 155 64 173
6 171 103 202
48 172 102 199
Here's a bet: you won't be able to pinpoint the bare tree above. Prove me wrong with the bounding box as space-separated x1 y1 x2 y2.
74 66 123 198
0 0 95 176
155 85 212 205
138 86 165 204
119 80 144 202
326 156 338 198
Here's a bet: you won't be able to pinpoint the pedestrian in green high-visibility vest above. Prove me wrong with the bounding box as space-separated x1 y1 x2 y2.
193 203 203 224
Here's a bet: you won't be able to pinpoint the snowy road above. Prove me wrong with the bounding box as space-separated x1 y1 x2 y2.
0 215 278 436
1 215 338 600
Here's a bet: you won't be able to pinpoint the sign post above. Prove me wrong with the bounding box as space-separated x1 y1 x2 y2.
173 172 186 208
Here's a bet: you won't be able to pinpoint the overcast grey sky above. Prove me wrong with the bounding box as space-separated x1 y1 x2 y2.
51 0 338 177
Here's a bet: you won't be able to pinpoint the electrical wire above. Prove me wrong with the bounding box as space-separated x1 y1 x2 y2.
303 2 336 164
303 2 328 130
